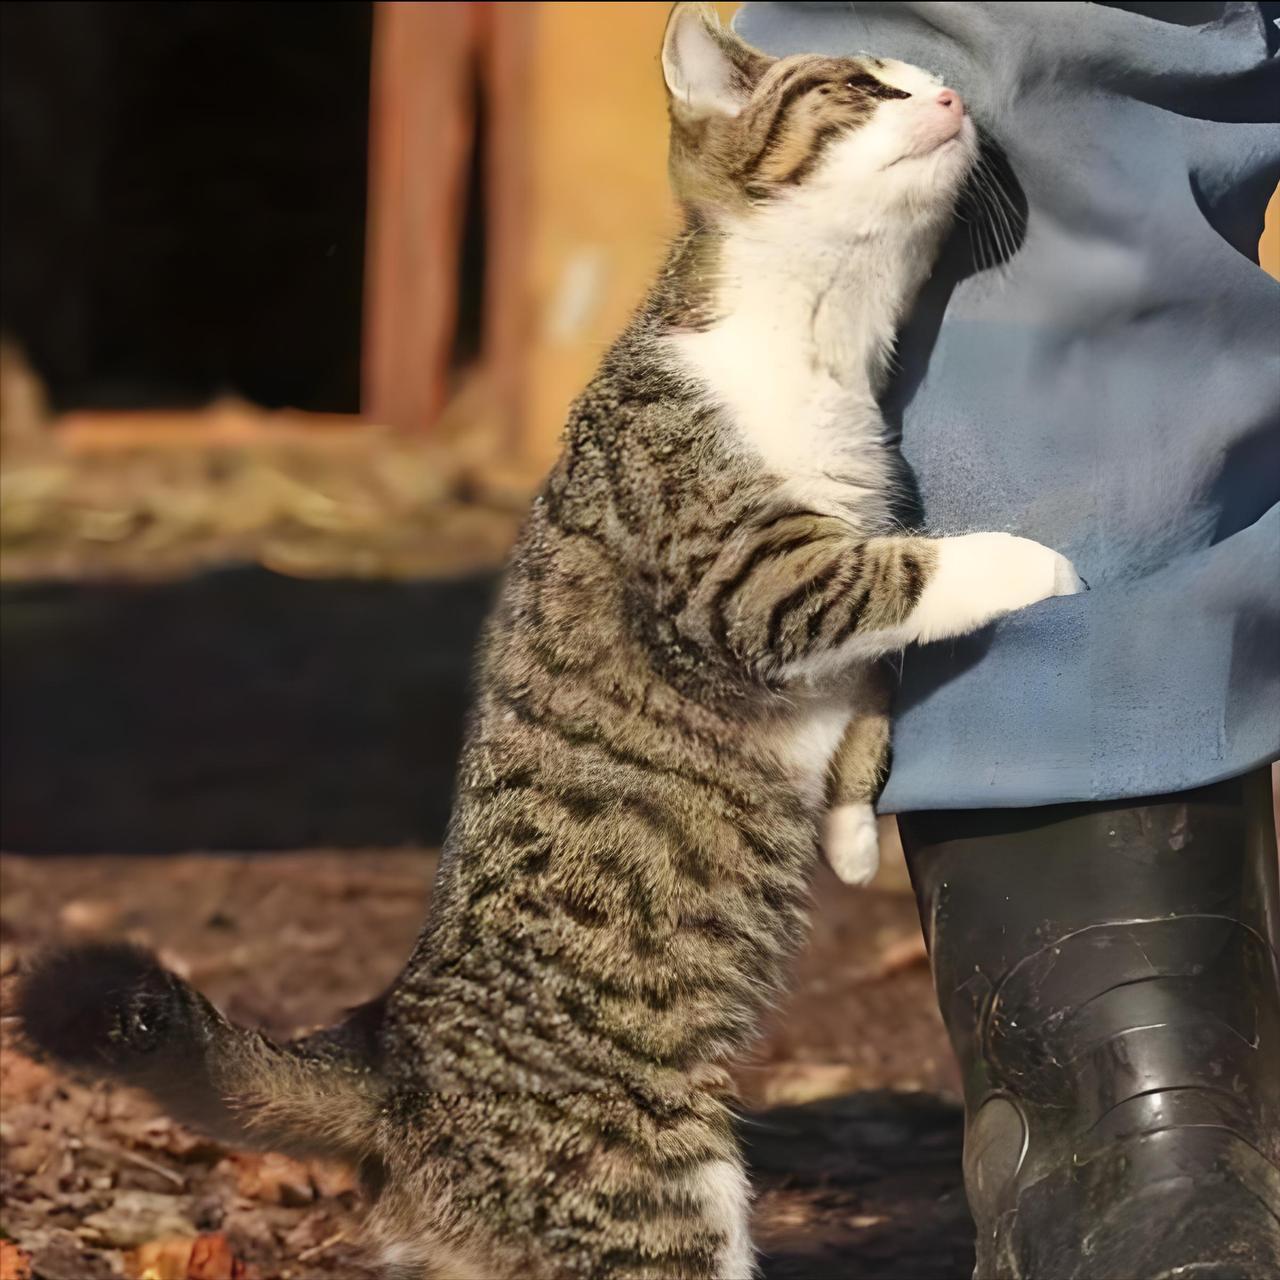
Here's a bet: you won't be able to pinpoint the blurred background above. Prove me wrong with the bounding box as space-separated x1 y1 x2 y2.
2 0 1277 855
0 4 1277 1277
0 0 749 857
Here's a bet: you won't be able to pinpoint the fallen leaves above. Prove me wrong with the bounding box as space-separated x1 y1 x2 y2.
81 1136 187 1190
223 1153 314 1209
0 1242 33 1280
308 1162 358 1201
128 1117 226 1165
2 1125 54 1178
0 1050 54 1105
131 1233 250 1280
131 1237 195 1280
80 1191 198 1248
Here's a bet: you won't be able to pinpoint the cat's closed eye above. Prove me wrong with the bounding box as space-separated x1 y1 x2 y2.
844 74 912 101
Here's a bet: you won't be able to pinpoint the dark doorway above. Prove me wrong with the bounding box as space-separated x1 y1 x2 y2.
1 1 373 414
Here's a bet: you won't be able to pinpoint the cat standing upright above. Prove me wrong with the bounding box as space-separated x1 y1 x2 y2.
19 6 1082 1277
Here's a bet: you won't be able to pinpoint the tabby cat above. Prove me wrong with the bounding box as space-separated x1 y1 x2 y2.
19 6 1081 1277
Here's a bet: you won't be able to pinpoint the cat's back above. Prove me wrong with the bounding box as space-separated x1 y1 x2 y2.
384 351 816 1058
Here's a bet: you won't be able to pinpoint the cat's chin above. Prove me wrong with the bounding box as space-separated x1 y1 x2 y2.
884 114 975 169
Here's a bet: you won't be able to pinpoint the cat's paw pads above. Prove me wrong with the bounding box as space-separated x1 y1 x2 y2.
821 802 880 886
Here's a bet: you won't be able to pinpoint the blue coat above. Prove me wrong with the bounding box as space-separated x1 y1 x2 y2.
736 2 1280 809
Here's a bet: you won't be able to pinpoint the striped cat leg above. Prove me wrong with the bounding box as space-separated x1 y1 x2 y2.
805 532 1084 668
689 514 1082 682
822 673 890 885
894 531 1084 648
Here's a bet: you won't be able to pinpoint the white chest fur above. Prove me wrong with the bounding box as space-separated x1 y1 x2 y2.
771 696 855 810
671 316 890 518
665 212 918 524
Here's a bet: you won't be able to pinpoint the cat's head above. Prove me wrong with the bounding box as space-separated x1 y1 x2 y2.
661 3 976 235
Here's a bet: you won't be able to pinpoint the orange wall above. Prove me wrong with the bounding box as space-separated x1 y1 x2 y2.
522 2 737 468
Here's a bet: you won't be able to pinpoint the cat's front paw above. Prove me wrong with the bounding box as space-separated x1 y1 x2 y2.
953 531 1085 612
996 533 1086 606
821 802 880 886
1045 544 1087 598
910 532 1085 643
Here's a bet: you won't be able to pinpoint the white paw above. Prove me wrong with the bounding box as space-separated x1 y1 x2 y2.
909 532 1085 644
1048 547 1086 597
822 802 880 886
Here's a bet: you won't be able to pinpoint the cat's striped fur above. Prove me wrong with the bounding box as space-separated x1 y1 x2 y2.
18 6 1081 1277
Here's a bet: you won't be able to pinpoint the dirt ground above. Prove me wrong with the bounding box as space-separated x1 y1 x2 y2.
0 850 968 1280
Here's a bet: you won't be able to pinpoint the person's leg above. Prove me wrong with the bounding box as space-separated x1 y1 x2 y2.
899 769 1280 1279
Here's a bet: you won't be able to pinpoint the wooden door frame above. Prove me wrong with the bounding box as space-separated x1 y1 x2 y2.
362 1 533 451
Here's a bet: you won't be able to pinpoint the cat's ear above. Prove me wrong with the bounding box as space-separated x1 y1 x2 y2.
661 3 770 121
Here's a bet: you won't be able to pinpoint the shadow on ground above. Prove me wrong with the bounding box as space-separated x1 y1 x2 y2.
749 1092 971 1279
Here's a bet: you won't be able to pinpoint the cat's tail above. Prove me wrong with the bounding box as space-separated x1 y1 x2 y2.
15 942 388 1165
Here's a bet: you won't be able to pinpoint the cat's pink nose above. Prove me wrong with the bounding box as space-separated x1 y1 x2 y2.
936 88 964 116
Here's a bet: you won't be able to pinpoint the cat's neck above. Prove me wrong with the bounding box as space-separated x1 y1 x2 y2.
722 212 937 396
666 209 945 516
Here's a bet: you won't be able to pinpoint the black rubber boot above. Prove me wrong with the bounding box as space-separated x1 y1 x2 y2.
899 769 1280 1279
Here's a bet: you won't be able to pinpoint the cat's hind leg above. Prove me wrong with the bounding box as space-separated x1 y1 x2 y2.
687 1157 755 1279
821 673 890 886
